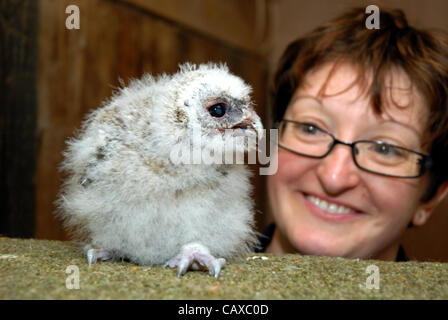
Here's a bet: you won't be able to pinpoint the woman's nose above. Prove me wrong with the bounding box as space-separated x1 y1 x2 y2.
315 144 361 195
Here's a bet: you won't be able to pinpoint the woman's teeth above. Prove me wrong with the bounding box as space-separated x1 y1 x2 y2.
305 195 355 214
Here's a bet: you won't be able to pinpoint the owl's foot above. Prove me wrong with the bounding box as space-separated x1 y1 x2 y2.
164 242 226 279
83 245 121 266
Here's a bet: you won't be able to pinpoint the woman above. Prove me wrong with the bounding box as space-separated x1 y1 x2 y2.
261 8 448 261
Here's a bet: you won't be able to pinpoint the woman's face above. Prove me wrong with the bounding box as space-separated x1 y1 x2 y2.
267 62 433 260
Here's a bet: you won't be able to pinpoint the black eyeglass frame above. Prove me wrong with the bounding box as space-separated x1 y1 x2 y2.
273 119 432 179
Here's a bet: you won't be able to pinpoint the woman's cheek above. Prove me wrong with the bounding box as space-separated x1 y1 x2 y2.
366 176 422 223
275 151 313 184
267 151 312 233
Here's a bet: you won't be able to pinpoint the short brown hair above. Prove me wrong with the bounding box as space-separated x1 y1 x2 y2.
271 7 448 201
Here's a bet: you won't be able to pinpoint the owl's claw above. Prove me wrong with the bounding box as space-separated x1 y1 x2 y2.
86 249 97 266
177 258 190 278
211 258 226 279
165 243 226 279
84 245 118 266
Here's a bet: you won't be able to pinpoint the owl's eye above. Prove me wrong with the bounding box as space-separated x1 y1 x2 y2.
208 103 228 118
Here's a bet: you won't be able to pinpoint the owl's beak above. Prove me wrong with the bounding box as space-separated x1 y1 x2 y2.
231 111 264 139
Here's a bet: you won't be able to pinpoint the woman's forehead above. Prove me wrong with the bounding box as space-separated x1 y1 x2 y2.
292 62 428 132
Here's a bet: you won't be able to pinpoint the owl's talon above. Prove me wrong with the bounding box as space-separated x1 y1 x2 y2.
165 243 226 279
84 246 118 266
177 258 190 278
87 249 97 266
212 258 226 279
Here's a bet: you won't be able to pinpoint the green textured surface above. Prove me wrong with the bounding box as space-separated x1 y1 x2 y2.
0 237 447 299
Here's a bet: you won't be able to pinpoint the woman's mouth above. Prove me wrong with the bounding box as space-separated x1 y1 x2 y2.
302 192 365 221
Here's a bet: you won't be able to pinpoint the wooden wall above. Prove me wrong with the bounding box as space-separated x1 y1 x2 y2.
0 0 38 238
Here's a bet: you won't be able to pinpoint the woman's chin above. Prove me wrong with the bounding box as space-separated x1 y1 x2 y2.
287 227 361 258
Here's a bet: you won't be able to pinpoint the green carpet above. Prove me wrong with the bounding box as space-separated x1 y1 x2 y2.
0 237 447 299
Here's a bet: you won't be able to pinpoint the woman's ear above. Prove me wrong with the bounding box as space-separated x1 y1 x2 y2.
412 181 448 226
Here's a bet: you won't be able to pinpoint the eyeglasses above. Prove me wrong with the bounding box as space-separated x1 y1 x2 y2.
274 119 432 178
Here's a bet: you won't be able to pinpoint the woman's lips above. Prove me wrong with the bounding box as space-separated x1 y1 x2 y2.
301 192 365 222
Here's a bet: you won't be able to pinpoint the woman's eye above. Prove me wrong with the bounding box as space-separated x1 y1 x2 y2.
373 143 402 157
208 103 227 118
298 123 320 135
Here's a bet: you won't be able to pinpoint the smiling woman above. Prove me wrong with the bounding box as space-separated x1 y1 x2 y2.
263 7 448 261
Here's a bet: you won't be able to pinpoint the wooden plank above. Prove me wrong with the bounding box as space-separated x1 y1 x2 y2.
118 0 271 55
36 0 82 240
0 0 38 238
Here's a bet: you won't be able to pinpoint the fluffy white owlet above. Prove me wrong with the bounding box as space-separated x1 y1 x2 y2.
57 63 263 278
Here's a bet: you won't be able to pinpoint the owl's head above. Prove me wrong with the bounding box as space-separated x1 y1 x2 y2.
156 63 263 161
